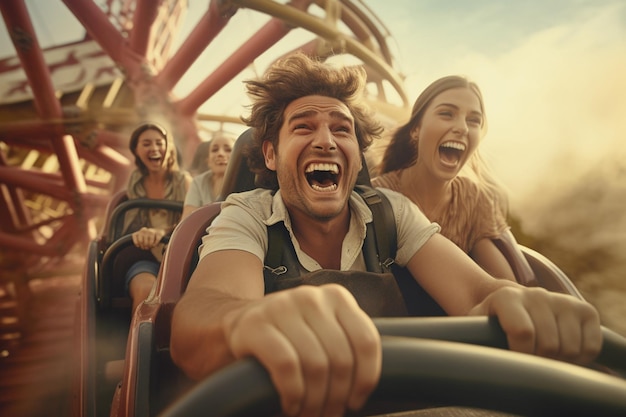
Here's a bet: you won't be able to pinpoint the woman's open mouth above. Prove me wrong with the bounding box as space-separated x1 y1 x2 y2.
438 141 466 167
147 153 163 164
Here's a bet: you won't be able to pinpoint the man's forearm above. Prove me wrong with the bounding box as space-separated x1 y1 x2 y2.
170 288 246 380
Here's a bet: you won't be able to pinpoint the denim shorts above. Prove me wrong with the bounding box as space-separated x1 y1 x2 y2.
124 260 160 295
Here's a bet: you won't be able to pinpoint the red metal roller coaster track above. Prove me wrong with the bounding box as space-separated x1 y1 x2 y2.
0 0 408 278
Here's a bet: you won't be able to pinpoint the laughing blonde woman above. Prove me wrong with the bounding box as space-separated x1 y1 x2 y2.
373 75 515 281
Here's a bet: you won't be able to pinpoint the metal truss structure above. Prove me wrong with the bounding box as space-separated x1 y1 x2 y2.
0 0 409 277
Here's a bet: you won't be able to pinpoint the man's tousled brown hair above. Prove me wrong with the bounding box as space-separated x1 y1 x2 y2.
242 52 383 189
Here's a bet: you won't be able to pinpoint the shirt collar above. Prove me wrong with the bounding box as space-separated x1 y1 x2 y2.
267 189 373 224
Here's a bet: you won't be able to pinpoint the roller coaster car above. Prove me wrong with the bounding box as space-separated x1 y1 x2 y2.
74 192 183 417
77 131 626 417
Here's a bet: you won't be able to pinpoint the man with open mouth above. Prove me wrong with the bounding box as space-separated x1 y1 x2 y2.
171 53 602 417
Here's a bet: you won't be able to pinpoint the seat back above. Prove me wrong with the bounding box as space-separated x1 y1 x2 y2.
218 129 257 199
156 202 223 302
96 190 128 253
102 189 128 221
491 228 583 299
492 229 536 286
519 245 584 299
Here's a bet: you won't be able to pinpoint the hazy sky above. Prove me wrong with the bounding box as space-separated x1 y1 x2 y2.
1 0 625 212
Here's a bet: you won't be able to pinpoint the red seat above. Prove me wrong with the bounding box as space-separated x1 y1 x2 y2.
492 229 583 299
109 202 222 417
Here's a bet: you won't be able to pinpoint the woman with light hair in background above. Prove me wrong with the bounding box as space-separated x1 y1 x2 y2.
186 140 212 177
373 75 516 281
182 133 235 219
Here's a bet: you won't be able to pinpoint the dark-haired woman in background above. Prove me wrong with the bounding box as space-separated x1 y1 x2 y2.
117 123 191 313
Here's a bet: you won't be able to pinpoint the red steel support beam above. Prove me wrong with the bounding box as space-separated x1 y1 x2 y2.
62 0 134 69
129 0 160 57
0 0 61 118
0 166 79 201
155 0 232 91
175 17 292 116
1 0 88 214
0 231 66 257
76 143 131 176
